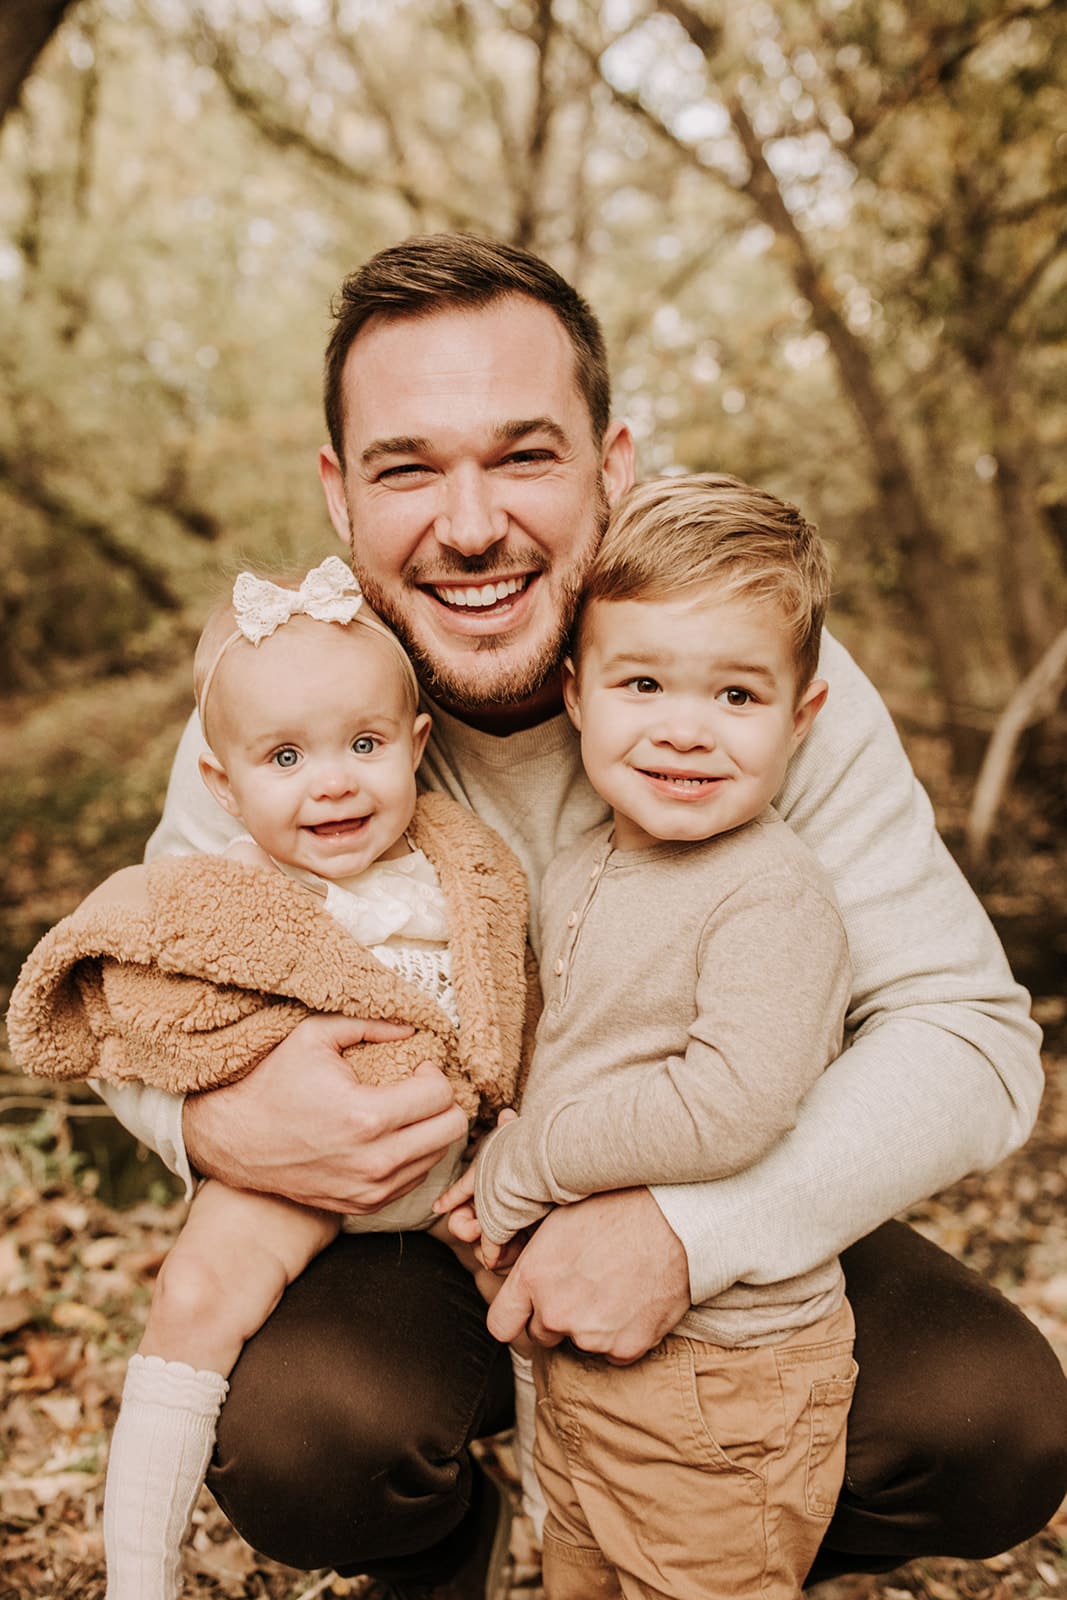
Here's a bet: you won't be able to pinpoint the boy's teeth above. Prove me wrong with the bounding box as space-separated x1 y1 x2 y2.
433 576 525 608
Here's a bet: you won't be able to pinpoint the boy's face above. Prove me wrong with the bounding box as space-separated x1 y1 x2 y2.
563 589 825 853
199 619 430 880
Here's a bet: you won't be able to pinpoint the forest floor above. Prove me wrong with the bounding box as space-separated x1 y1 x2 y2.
1 721 1065 1599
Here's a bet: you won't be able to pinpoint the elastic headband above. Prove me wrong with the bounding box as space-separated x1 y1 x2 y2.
196 556 419 727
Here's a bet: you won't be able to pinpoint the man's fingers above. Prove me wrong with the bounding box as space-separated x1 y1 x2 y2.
486 1268 564 1347
314 1013 415 1048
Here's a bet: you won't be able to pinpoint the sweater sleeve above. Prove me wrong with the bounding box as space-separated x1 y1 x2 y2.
473 877 850 1244
652 631 1043 1303
91 711 239 1182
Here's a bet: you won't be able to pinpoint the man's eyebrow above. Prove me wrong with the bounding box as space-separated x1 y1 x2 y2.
491 417 572 450
360 436 431 469
359 417 571 469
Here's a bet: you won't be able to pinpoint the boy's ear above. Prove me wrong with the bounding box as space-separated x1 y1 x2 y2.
199 752 241 818
561 656 582 730
411 711 432 768
791 677 827 750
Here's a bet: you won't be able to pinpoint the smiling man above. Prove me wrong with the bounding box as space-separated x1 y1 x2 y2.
101 234 1067 1599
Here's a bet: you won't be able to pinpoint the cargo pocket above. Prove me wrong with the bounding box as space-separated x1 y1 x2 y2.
806 1360 858 1517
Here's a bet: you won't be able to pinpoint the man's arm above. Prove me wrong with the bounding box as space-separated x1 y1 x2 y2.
654 631 1042 1302
492 633 1042 1357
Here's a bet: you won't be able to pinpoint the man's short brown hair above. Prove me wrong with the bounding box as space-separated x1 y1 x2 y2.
575 474 832 692
324 233 611 464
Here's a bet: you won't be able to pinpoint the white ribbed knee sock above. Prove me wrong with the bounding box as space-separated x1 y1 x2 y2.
103 1353 229 1600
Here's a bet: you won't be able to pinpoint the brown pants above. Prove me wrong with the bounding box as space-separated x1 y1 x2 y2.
535 1301 857 1600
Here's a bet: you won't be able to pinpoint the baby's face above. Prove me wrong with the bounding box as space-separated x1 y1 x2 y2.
563 588 824 852
202 618 429 880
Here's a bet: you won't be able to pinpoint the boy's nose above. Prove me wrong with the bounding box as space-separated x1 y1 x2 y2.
654 709 716 752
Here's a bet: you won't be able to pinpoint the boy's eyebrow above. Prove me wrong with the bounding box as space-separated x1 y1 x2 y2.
359 417 571 469
600 650 779 683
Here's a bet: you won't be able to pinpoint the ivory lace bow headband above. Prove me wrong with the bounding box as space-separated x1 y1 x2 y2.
196 556 418 725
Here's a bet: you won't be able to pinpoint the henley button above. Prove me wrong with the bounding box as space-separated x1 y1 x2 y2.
554 959 564 976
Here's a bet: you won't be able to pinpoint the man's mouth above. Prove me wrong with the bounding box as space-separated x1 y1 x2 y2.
428 575 532 613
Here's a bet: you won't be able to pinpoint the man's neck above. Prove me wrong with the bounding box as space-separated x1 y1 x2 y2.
431 675 566 737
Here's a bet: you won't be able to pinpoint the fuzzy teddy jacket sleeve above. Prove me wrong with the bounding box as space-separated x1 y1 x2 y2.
7 794 534 1125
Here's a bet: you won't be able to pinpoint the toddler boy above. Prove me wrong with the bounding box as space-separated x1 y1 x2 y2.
440 472 857 1600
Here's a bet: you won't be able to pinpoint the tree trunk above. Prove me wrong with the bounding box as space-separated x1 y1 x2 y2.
0 0 76 128
973 339 1057 674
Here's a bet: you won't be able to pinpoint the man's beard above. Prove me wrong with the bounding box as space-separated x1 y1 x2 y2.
351 486 610 714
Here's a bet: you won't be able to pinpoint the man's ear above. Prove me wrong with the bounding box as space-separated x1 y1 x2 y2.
199 752 241 818
411 711 432 769
318 446 352 550
561 657 582 731
600 421 636 507
791 677 828 751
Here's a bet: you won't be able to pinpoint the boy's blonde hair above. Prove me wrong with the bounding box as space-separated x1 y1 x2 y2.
193 566 420 750
576 474 832 692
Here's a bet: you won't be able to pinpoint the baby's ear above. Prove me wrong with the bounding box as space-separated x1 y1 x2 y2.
791 677 827 750
561 657 582 731
199 752 241 817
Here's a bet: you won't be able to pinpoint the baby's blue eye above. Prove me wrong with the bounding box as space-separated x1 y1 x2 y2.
352 735 378 755
272 747 300 768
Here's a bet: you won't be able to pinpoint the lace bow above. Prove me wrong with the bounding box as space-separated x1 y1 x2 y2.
232 556 363 644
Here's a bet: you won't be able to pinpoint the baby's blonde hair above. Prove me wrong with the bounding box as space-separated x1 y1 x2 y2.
575 474 832 692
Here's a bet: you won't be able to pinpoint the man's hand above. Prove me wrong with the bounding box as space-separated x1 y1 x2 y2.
182 1015 468 1213
486 1188 691 1364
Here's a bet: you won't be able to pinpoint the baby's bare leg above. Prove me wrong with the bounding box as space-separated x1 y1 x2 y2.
105 1185 339 1600
142 1180 341 1373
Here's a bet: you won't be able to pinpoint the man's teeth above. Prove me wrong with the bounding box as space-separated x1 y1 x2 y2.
432 576 527 608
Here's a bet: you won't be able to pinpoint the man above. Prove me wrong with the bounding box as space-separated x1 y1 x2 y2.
103 234 1067 1597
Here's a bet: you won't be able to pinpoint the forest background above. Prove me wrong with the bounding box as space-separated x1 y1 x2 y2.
0 0 1065 1596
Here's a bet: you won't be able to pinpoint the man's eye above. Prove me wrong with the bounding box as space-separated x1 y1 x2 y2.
272 747 300 768
352 735 379 755
500 450 554 467
627 678 660 695
378 463 432 482
718 687 753 707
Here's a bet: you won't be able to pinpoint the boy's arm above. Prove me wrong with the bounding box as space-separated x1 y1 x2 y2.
652 632 1042 1303
473 878 850 1244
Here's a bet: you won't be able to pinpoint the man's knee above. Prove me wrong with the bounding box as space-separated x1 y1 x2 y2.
205 1231 512 1571
840 1221 1067 1557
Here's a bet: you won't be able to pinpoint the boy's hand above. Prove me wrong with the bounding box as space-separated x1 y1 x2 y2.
434 1108 519 1270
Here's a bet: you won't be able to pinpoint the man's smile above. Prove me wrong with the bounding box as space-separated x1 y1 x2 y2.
429 575 531 611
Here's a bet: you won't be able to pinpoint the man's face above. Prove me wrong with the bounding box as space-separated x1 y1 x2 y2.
319 296 634 725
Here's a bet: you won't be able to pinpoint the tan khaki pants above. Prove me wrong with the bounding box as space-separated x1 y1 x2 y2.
534 1300 856 1600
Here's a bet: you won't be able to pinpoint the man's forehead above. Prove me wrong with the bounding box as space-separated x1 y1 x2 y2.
340 298 584 423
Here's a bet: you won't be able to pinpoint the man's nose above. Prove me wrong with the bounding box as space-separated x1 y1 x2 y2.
433 466 507 558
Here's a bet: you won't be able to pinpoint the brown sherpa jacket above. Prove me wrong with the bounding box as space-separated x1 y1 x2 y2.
7 793 536 1125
